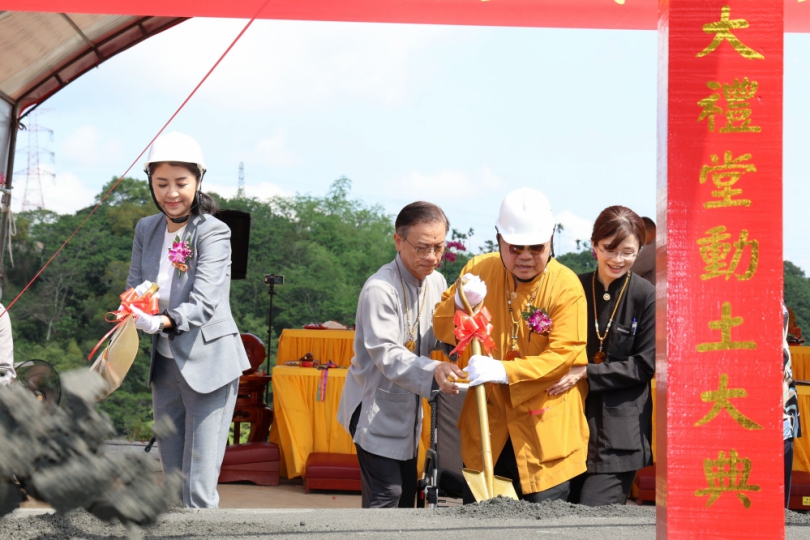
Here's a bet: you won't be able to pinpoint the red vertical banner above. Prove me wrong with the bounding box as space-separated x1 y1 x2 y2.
656 0 784 538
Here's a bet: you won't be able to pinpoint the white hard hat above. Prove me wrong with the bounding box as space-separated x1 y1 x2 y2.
495 188 555 245
144 131 206 175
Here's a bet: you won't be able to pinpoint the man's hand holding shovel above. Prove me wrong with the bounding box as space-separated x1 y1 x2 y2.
434 362 467 395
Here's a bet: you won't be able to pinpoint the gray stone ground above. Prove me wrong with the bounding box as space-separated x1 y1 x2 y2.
3 498 810 539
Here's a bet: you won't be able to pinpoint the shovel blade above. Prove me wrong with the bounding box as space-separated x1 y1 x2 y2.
462 468 489 502
492 474 519 500
462 469 519 502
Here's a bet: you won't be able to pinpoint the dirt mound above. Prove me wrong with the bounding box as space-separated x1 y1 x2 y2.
443 496 654 520
786 509 810 525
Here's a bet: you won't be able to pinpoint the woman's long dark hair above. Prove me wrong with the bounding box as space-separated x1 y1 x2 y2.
196 191 220 215
147 161 219 216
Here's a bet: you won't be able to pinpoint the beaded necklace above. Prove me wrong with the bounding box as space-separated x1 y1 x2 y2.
591 271 631 364
396 261 428 352
504 268 545 360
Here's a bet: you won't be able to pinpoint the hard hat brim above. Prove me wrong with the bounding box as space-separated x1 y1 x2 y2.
499 230 554 246
496 216 556 246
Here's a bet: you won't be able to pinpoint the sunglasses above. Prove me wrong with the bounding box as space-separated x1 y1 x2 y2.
507 242 547 256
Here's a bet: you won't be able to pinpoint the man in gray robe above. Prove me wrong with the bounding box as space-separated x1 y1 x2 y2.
337 201 465 508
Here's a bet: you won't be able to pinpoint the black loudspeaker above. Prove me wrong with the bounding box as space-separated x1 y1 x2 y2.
216 209 251 280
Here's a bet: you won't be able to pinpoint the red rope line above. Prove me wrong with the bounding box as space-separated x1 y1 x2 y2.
1 0 272 318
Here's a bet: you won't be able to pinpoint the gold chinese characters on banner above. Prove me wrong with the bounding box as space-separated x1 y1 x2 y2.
690 5 770 512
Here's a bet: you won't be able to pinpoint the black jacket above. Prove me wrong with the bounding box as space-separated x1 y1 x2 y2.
578 271 655 473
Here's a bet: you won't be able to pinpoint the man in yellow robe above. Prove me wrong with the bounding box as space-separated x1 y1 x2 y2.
434 188 589 502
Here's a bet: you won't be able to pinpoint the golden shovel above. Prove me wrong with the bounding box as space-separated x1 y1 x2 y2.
457 280 519 502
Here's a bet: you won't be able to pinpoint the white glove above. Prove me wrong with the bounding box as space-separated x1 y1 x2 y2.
134 280 153 296
130 306 162 334
455 273 487 309
134 280 159 299
465 355 508 386
0 368 15 387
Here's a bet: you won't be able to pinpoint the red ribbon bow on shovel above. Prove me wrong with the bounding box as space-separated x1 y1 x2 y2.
449 306 497 356
106 286 160 322
87 284 160 361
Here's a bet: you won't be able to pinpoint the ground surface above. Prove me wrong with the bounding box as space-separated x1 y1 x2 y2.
4 498 810 539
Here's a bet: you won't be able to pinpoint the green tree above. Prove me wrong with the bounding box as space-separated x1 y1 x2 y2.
222 177 397 357
556 249 597 276
785 260 810 331
479 240 498 254
7 177 157 437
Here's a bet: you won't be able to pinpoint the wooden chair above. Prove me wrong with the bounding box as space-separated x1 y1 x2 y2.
219 334 279 486
231 333 273 443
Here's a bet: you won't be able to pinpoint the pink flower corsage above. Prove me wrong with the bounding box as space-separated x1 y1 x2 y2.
522 305 552 337
168 236 193 277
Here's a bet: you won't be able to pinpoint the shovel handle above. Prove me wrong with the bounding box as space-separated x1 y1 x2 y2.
457 279 496 499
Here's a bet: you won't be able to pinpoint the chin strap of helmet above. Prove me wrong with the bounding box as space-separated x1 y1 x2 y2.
145 168 206 224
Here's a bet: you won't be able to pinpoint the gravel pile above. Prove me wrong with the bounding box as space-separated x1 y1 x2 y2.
2 497 807 539
444 496 654 520
786 509 810 525
4 504 810 540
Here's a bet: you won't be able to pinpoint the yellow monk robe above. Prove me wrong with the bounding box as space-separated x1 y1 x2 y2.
434 253 590 494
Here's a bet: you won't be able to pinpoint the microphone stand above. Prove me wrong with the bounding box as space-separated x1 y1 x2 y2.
264 280 276 406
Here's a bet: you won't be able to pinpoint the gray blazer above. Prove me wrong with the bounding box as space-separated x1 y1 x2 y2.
127 213 250 394
337 255 447 461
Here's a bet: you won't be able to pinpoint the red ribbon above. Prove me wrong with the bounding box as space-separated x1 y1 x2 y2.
449 307 497 356
316 361 338 402
107 287 160 321
87 287 160 361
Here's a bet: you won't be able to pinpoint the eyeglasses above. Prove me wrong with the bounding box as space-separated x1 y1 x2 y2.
596 245 638 260
403 236 446 259
506 242 547 256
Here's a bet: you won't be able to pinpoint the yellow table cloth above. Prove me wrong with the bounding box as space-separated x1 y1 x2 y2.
276 328 450 368
269 365 432 479
790 346 810 473
276 329 356 368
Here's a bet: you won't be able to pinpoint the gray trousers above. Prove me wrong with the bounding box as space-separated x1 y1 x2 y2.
152 352 238 508
350 405 418 508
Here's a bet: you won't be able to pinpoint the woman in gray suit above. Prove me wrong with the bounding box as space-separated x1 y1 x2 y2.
126 131 250 508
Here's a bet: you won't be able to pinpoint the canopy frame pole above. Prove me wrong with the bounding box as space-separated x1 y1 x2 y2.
0 102 20 298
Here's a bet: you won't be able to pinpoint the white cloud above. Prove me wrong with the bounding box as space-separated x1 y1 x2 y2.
60 125 124 168
392 166 505 201
554 209 594 255
245 132 296 167
105 19 464 111
9 171 96 215
204 180 291 202
480 166 505 191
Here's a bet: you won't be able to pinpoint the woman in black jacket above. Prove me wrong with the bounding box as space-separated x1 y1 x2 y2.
548 205 655 506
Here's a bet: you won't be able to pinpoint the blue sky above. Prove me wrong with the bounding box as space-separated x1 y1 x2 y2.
14 18 810 273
